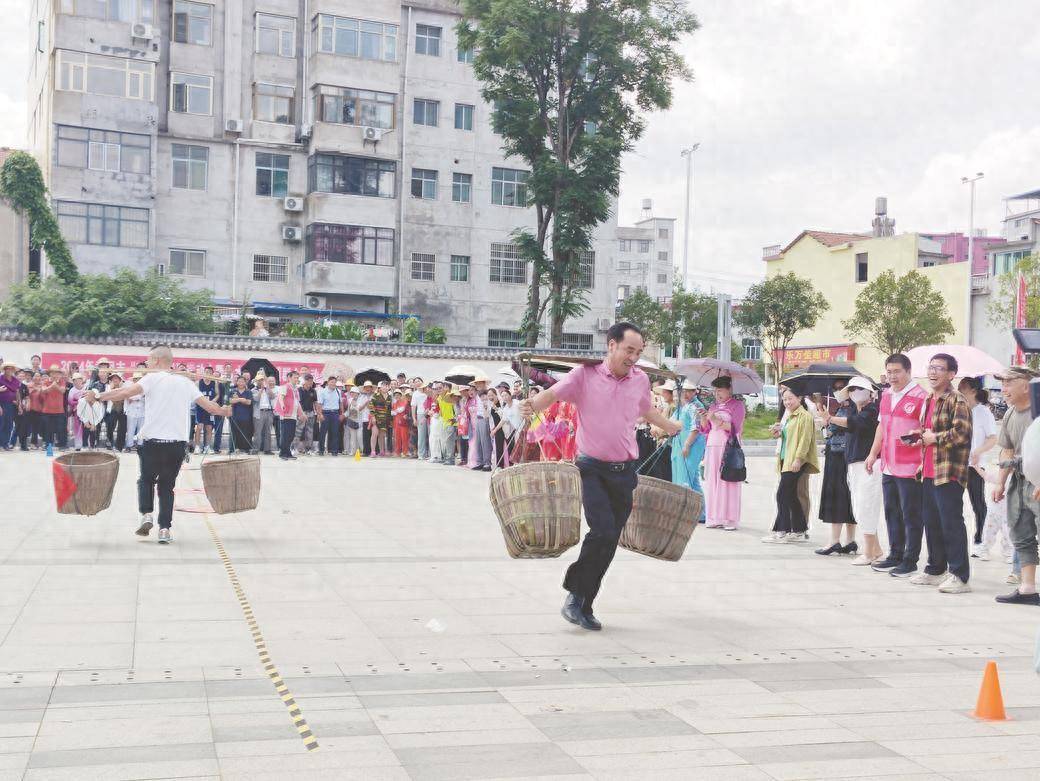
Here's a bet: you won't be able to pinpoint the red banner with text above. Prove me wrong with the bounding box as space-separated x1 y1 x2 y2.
41 352 331 381
772 344 857 369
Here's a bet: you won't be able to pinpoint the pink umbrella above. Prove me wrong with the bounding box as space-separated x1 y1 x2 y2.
906 345 1006 378
673 358 764 394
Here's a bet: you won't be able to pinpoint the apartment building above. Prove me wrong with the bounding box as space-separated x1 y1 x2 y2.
25 0 651 349
614 204 675 306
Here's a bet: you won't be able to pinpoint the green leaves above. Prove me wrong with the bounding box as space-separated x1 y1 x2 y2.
842 269 954 355
734 273 829 376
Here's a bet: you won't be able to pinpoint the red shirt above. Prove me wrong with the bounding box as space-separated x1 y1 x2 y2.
38 384 66 415
921 398 936 480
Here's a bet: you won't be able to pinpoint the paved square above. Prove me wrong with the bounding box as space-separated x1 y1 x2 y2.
1 451 1038 780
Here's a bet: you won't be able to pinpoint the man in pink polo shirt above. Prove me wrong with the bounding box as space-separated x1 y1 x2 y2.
521 323 681 631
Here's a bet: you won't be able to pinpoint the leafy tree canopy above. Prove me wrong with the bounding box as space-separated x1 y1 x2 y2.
842 269 954 355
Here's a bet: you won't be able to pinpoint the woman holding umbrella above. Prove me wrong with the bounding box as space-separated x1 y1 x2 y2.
814 378 857 556
698 376 746 530
672 385 707 523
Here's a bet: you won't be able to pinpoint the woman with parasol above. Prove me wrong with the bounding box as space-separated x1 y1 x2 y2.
698 376 746 530
671 385 707 523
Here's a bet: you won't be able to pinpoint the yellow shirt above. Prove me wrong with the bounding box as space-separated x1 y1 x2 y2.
438 398 456 425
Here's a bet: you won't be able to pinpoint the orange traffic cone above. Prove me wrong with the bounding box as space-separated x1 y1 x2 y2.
973 661 1007 721
354 449 362 462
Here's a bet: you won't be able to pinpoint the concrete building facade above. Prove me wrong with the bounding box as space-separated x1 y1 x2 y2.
26 0 658 349
0 149 32 303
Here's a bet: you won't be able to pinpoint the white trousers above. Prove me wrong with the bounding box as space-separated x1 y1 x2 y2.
846 460 882 535
429 416 443 461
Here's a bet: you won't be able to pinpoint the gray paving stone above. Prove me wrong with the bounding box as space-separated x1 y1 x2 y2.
358 690 506 708
27 742 216 769
0 687 52 710
731 740 897 765
530 709 700 741
48 681 205 705
347 672 488 693
757 677 891 692
394 742 585 780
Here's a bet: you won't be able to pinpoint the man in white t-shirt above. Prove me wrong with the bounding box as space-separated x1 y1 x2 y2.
98 345 230 544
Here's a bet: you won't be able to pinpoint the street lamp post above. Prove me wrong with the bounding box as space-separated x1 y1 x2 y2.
961 172 984 343
680 143 700 288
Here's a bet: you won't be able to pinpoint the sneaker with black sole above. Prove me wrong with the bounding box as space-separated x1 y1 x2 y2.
871 558 901 572
135 513 153 536
157 528 172 545
889 564 917 578
995 589 1040 605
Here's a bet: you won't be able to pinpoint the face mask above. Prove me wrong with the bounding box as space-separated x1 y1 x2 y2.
850 389 870 405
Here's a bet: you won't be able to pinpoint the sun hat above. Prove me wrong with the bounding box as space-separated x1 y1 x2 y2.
996 366 1040 382
96 357 111 366
71 372 84 380
834 375 875 401
0 360 16 370
470 375 491 385
362 380 374 389
654 380 677 394
48 364 62 373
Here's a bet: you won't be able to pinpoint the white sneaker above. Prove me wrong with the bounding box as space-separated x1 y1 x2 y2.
909 572 947 586
786 533 810 543
157 528 172 545
761 532 787 544
971 544 989 561
1005 555 1014 565
135 513 153 536
1006 572 1021 585
938 575 971 594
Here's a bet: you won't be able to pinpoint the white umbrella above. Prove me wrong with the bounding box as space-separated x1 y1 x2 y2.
906 345 1005 378
674 357 764 394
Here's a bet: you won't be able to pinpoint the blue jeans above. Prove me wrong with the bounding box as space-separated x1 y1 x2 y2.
882 474 923 567
0 400 15 448
921 478 969 582
212 415 225 452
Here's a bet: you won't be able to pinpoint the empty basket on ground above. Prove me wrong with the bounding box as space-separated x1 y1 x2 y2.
489 462 582 558
201 456 261 514
52 452 120 516
620 476 702 561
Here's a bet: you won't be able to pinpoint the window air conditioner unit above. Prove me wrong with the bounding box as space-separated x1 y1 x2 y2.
281 225 302 242
225 119 243 134
299 123 313 141
131 23 155 39
596 317 611 332
155 263 166 276
283 196 303 212
362 126 384 143
305 295 327 310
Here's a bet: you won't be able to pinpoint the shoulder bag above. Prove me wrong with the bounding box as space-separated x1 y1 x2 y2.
720 433 746 482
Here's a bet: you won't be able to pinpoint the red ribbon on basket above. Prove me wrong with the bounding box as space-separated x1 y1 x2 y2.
52 461 78 509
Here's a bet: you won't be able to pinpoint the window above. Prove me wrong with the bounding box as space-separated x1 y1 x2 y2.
994 250 1028 276
561 333 593 351
454 103 474 130
452 173 472 203
308 154 396 198
583 120 597 136
256 152 290 197
491 167 529 207
169 248 205 276
619 240 632 252
742 338 762 362
57 50 154 101
171 143 208 189
411 252 435 280
173 1 211 45
450 255 470 282
253 254 288 282
59 0 154 23
855 252 868 283
658 251 668 262
313 15 397 61
411 168 437 199
56 201 149 248
415 24 441 56
306 224 394 264
638 240 651 253
314 85 394 128
575 250 594 288
413 99 439 127
658 228 669 239
254 83 295 124
457 47 474 63
618 260 631 271
617 284 630 300
170 72 213 115
488 329 523 348
56 126 150 174
490 242 526 284
657 273 667 284
256 13 296 57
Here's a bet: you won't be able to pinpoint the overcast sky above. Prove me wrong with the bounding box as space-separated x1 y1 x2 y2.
2 0 1038 293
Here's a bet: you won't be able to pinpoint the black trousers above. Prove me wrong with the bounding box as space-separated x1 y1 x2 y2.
563 457 638 610
43 413 65 447
137 440 187 529
279 419 297 458
922 478 969 582
967 468 988 544
319 413 341 455
773 467 809 533
230 417 253 452
15 414 30 449
106 412 127 450
459 435 469 463
882 474 924 566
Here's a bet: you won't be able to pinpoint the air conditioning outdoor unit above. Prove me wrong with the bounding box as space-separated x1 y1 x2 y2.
283 196 303 212
281 225 302 242
131 23 155 39
362 126 384 143
596 317 611 332
225 119 243 134
155 263 166 276
305 295 327 310
299 123 313 141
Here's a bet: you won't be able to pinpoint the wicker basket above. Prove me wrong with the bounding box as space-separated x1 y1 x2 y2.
53 452 120 516
201 456 261 514
619 475 702 561
489 462 582 558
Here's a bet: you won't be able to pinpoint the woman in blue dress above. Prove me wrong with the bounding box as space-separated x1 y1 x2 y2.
671 385 707 523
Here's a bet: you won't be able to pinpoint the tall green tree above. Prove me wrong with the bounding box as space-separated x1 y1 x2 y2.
669 285 718 357
842 269 955 355
458 0 698 346
0 151 78 284
616 288 668 343
733 272 829 379
988 253 1040 368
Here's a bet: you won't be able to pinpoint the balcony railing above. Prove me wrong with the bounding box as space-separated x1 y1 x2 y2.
762 244 782 259
970 273 991 294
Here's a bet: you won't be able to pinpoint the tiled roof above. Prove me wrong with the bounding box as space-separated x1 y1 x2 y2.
778 230 872 256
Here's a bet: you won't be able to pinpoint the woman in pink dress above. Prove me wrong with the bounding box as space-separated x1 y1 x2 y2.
698 376 746 529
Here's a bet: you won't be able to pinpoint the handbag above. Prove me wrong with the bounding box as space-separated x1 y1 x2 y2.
720 434 746 482
344 417 359 430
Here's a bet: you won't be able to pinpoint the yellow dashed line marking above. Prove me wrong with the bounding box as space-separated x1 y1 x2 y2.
203 517 319 752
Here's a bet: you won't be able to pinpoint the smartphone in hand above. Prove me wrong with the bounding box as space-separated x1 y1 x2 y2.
900 432 922 445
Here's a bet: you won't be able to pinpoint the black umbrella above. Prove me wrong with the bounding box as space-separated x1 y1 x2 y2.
779 362 872 397
239 357 279 385
353 366 391 386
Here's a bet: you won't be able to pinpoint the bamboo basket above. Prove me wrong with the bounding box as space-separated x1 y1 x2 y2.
489 462 582 558
619 475 702 561
53 452 120 516
201 456 261 514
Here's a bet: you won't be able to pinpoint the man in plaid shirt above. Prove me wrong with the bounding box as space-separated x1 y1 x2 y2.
910 352 973 593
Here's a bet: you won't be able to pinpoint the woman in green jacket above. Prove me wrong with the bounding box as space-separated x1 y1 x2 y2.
764 387 820 543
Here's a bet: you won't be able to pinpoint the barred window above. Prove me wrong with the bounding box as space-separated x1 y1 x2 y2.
56 200 149 248
306 223 394 265
173 1 211 45
575 250 594 289
638 240 651 253
658 251 668 262
488 329 523 348
742 338 762 361
450 254 469 282
56 125 150 174
256 13 295 57
411 252 435 281
313 14 397 61
561 333 593 351
253 254 288 282
314 85 394 128
169 248 205 276
452 173 472 203
256 152 290 197
491 167 529 206
254 83 294 124
657 273 667 284
411 168 437 199
413 98 439 127
172 144 208 190
415 24 441 56
309 154 395 198
490 242 526 284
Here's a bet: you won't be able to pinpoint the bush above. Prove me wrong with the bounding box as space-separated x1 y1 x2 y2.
282 321 366 341
423 326 446 344
402 316 421 343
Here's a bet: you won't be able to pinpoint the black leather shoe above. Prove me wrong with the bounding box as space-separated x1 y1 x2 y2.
561 593 582 625
995 589 1040 605
840 541 859 555
577 610 602 631
815 543 843 556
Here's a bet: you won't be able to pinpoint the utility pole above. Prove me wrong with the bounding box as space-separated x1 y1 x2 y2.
680 143 700 288
961 172 984 344
715 293 732 361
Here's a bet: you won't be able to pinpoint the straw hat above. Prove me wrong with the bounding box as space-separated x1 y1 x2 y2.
71 372 84 380
654 380 677 394
362 380 374 389
48 364 62 373
0 360 15 370
470 375 491 386
96 357 111 366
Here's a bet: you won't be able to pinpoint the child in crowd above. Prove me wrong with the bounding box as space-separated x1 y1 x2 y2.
76 389 106 450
